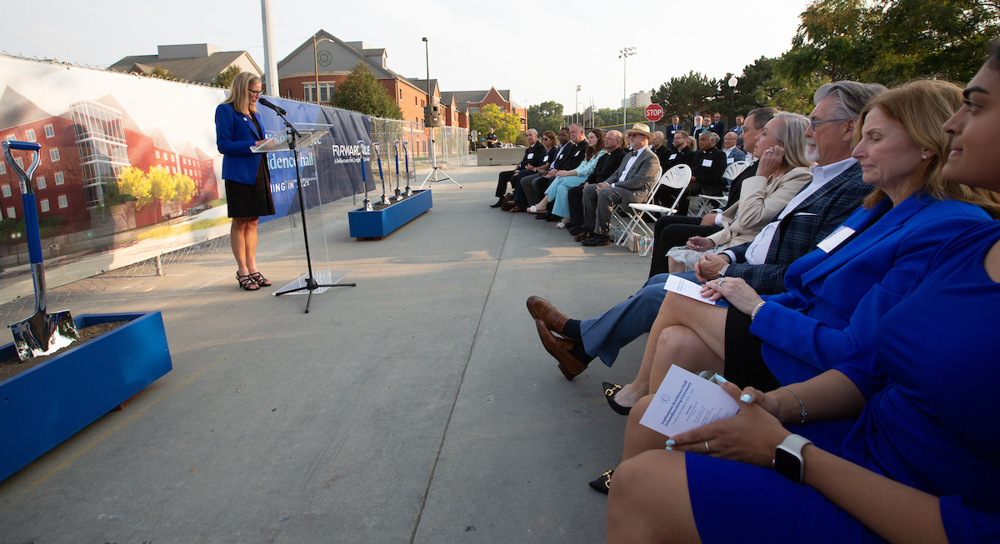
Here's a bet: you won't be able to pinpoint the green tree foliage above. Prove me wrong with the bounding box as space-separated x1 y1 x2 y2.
117 166 195 213
211 66 242 89
470 104 521 144
527 101 565 134
777 0 999 88
149 66 179 81
118 167 153 209
650 72 719 124
332 62 403 120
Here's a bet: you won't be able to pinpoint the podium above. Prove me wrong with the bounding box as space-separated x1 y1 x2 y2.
253 123 355 313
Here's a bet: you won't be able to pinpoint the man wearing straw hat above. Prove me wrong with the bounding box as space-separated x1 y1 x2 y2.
580 123 661 246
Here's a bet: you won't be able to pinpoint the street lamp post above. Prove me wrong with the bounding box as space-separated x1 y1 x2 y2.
313 33 337 105
728 75 738 131
619 47 636 133
575 84 581 126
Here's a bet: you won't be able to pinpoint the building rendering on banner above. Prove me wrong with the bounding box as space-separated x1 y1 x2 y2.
108 44 263 84
0 87 219 235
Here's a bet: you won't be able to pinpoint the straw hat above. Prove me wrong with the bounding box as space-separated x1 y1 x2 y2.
625 123 653 139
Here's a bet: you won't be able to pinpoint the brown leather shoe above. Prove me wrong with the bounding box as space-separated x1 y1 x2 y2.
535 319 587 380
526 295 569 333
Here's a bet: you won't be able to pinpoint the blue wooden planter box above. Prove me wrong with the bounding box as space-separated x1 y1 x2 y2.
348 189 432 239
0 311 172 482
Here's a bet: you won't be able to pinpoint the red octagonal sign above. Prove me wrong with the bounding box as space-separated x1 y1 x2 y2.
645 104 664 123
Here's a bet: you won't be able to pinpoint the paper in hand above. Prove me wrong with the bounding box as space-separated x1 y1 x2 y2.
639 366 740 436
664 274 719 305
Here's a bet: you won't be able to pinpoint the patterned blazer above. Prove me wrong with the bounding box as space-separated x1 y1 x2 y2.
727 162 872 295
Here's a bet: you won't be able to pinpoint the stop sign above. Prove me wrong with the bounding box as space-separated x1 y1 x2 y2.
645 104 664 123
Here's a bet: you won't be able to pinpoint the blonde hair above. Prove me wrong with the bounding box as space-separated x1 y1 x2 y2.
856 79 1000 216
222 72 261 115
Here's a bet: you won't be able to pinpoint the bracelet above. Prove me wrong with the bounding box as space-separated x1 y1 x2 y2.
781 386 808 423
750 301 766 320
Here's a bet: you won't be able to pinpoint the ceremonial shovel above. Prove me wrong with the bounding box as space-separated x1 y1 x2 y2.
2 141 78 361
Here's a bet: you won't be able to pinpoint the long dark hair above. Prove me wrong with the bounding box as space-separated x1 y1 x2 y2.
586 128 605 160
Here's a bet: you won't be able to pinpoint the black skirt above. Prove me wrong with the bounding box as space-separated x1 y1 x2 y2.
226 155 275 218
723 305 781 391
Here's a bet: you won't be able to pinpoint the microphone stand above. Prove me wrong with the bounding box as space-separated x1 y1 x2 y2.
270 107 355 313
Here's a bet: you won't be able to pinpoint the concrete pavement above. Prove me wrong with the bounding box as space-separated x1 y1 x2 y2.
0 165 653 544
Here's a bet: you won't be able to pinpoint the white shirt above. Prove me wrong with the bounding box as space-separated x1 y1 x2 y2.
731 157 856 265
617 146 650 184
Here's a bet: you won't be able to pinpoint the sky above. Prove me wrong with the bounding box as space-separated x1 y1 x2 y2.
1 0 812 114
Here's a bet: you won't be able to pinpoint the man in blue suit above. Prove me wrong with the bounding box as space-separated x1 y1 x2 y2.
528 81 886 380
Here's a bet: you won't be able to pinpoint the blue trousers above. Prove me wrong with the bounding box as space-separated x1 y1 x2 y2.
579 271 699 366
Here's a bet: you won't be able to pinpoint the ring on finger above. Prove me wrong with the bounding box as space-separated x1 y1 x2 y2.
704 440 711 454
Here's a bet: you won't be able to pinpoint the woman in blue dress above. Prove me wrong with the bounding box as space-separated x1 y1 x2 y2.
606 45 1000 544
528 129 605 228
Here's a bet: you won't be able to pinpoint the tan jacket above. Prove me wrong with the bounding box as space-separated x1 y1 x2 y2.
708 166 813 249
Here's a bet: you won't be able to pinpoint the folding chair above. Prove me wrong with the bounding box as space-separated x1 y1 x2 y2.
614 165 692 254
689 160 749 216
609 166 661 247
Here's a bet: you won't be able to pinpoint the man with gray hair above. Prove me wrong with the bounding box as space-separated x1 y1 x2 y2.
490 128 544 208
526 81 885 380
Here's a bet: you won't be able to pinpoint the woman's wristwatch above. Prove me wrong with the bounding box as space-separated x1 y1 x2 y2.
773 434 812 483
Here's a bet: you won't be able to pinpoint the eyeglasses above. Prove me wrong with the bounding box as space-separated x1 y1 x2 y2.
248 89 262 96
809 117 851 130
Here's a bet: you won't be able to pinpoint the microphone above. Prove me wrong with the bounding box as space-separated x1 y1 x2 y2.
257 97 286 115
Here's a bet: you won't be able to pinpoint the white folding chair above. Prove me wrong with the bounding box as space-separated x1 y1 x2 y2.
615 164 691 253
610 166 662 247
690 160 749 217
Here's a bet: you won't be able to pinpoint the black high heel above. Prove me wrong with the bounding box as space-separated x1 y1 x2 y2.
588 469 613 494
236 272 259 291
603 382 631 416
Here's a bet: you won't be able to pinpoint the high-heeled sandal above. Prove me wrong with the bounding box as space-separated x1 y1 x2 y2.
603 382 632 415
588 469 613 494
237 272 259 291
248 271 271 287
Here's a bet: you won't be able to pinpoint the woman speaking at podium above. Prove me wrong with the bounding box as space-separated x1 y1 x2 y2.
216 72 276 291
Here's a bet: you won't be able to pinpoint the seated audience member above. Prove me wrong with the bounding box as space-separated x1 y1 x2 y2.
523 124 588 216
578 124 661 246
515 126 572 211
567 131 628 234
526 82 884 380
677 131 728 215
666 113 812 273
722 131 746 164
491 128 544 208
650 108 774 275
709 112 726 148
505 131 557 211
651 130 694 208
607 79 998 420
692 115 703 137
650 131 672 166
607 50 1000 543
531 129 606 228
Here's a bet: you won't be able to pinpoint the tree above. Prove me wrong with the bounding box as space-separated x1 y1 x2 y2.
174 174 197 205
650 72 719 125
149 66 179 81
470 104 520 144
527 101 565 134
118 167 152 209
211 65 242 89
331 62 402 120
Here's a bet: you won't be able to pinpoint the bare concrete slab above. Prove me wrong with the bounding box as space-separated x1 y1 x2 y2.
0 166 651 544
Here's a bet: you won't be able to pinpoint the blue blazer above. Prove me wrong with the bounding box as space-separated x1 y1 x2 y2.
748 193 993 385
216 103 264 185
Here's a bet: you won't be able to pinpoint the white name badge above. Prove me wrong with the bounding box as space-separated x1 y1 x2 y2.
527 153 534 159
727 157 735 164
702 159 713 167
669 153 677 160
817 225 855 253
